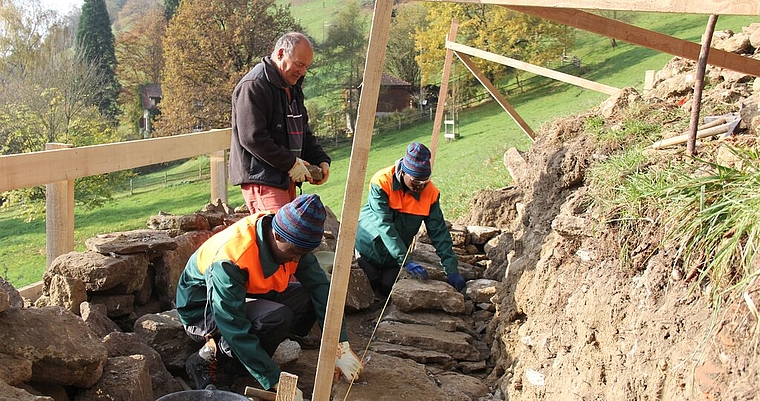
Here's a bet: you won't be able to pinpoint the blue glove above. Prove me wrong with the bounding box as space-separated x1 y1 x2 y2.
447 273 466 292
404 262 428 280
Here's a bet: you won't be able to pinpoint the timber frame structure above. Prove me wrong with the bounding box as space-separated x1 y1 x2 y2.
314 1 759 400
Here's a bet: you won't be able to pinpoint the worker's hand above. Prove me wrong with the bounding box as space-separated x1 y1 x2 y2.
313 162 330 185
334 341 364 383
447 272 466 292
273 381 304 401
404 262 428 280
288 158 312 183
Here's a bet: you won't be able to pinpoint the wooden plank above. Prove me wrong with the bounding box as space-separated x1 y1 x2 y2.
430 19 459 168
423 0 760 15
0 128 231 193
504 5 760 77
311 0 395 399
447 41 620 95
455 52 535 140
45 143 74 268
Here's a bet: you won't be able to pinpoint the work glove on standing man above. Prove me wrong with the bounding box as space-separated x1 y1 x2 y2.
288 158 312 183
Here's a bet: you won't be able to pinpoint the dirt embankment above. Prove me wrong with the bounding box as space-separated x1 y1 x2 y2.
459 37 760 398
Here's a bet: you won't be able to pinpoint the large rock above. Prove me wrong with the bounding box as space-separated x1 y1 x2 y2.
0 307 107 388
133 310 197 371
103 332 183 398
376 321 481 361
331 352 449 400
45 251 149 293
74 355 153 401
84 230 178 255
391 279 465 314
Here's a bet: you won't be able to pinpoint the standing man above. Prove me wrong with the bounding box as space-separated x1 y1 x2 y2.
177 194 363 396
230 32 331 214
354 142 466 297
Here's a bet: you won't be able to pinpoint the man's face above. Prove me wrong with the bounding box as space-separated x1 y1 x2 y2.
271 233 312 264
274 41 313 86
402 172 430 195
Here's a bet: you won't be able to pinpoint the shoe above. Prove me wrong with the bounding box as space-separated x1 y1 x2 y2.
185 351 218 390
289 333 320 350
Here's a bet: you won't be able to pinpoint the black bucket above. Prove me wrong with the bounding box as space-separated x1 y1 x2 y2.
156 389 249 401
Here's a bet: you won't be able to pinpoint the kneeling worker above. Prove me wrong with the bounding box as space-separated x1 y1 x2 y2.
355 142 466 297
176 194 363 398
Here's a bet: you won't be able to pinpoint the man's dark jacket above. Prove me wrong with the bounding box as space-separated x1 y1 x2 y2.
229 56 330 189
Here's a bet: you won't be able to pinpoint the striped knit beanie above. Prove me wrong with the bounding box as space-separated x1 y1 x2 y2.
272 194 326 249
400 142 432 178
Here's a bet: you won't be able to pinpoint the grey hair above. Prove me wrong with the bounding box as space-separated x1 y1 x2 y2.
272 32 312 58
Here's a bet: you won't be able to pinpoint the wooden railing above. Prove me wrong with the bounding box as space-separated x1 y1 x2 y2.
0 128 231 268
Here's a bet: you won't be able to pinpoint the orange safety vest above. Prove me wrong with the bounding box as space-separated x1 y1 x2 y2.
195 213 297 294
371 165 440 216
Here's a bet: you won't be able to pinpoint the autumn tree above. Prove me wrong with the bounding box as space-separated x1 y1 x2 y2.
163 0 178 21
386 3 428 107
115 6 166 136
416 3 573 91
319 0 367 134
156 0 301 136
76 0 121 123
0 0 130 217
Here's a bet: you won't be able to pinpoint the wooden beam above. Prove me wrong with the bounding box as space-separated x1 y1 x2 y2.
504 5 760 77
0 128 230 193
423 0 760 15
455 52 535 140
447 41 620 95
311 0 395 399
430 19 459 168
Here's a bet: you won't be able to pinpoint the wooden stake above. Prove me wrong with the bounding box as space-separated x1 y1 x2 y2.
430 19 459 169
687 14 719 156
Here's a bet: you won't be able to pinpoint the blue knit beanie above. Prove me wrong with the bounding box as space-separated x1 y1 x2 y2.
400 142 431 178
272 194 326 249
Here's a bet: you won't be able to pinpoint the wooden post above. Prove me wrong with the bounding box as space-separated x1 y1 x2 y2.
45 143 74 267
275 372 299 401
688 14 718 156
209 150 227 204
644 70 655 94
311 0 394 399
430 19 459 169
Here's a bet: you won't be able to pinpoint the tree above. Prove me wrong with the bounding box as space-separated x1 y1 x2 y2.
320 0 368 134
76 0 121 123
163 0 178 21
156 0 301 136
114 6 165 136
0 0 130 217
416 3 573 91
386 3 428 108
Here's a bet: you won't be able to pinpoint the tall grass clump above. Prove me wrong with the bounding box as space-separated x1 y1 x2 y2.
591 139 760 311
656 147 760 303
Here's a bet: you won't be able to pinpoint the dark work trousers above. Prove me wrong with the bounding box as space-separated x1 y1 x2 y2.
184 282 316 357
356 256 400 296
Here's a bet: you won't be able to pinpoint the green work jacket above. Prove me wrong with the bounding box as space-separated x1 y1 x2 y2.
355 160 459 275
176 214 347 390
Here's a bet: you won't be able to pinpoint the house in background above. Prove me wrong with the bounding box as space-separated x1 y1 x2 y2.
375 72 412 116
139 83 162 138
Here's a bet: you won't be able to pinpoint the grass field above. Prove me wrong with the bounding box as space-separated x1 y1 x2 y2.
1 10 757 288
